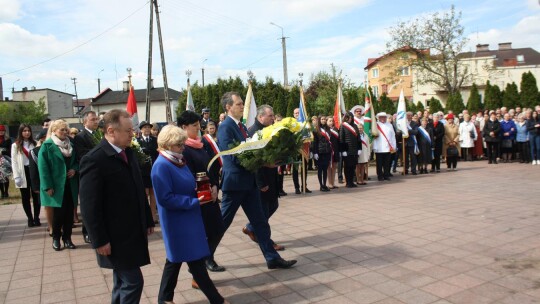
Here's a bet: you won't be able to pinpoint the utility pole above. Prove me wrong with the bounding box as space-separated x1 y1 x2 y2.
145 0 154 122
71 77 78 117
202 58 207 87
153 0 172 123
270 22 289 88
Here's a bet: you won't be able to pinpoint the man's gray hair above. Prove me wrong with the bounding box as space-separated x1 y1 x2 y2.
82 110 97 122
257 105 273 117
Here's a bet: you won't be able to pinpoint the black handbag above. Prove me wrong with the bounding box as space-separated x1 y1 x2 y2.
447 146 459 157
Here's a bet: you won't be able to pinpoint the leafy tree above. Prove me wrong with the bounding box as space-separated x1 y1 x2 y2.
491 84 503 109
445 92 465 113
520 71 539 108
286 85 300 117
503 82 519 109
467 83 482 113
386 6 469 95
427 97 444 113
0 99 48 125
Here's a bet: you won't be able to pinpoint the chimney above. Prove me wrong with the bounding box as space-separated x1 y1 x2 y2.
498 42 512 50
122 81 129 92
476 44 489 52
0 77 3 101
151 78 154 89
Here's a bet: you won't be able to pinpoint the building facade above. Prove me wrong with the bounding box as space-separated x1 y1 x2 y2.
12 87 74 119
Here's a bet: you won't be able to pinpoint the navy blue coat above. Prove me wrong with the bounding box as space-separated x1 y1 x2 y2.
217 116 256 191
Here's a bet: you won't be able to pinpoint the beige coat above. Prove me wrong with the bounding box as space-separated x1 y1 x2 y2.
443 123 460 157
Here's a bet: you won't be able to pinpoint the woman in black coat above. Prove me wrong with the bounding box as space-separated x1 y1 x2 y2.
417 118 434 174
483 112 501 164
339 113 361 188
428 114 445 172
312 116 332 192
326 116 340 189
526 110 540 164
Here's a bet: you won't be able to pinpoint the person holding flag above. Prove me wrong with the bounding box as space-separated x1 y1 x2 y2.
292 104 312 194
326 116 340 189
373 112 396 181
404 112 420 175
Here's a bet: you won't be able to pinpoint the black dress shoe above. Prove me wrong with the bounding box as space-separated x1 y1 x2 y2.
63 239 77 249
27 219 34 228
411 172 418 175
295 188 301 194
384 177 391 181
305 188 312 193
52 239 62 251
33 218 41 226
83 234 91 244
279 190 288 196
320 187 330 192
267 258 297 269
205 259 226 272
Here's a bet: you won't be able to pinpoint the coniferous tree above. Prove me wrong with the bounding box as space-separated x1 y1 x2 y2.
467 83 482 113
503 82 519 109
379 93 396 114
520 72 539 108
416 101 425 112
491 84 503 109
427 97 444 113
446 92 465 113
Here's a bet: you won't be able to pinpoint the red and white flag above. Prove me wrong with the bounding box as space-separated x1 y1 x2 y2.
126 85 139 131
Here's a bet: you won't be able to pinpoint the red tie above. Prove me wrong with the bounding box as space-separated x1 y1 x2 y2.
118 150 128 163
238 122 247 139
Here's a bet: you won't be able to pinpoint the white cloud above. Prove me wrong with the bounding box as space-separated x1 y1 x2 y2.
273 0 371 22
0 23 69 58
471 15 540 51
0 0 21 22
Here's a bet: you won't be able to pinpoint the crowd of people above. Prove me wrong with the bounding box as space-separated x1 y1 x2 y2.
0 93 539 303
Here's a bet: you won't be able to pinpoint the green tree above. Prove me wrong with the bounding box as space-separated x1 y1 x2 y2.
416 101 425 112
386 6 469 95
445 92 465 113
467 83 482 113
378 93 396 114
491 84 503 109
503 82 519 109
427 97 444 113
520 71 539 108
286 85 300 117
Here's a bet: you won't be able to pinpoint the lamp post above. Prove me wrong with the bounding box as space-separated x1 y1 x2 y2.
12 79 20 93
97 69 104 93
201 59 207 87
270 22 289 88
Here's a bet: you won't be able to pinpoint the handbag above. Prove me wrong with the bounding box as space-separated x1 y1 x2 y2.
501 139 513 148
446 145 459 157
469 130 475 139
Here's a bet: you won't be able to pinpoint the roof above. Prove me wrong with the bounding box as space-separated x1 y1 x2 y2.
91 87 182 106
364 46 429 70
459 47 540 67
12 88 74 96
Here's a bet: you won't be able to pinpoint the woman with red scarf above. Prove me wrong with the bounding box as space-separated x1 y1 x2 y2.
11 124 40 227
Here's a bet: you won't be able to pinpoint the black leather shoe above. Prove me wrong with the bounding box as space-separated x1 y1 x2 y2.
33 218 41 226
267 258 297 269
320 187 330 192
305 188 312 193
28 219 34 228
84 234 91 244
279 190 288 196
52 239 62 251
295 188 301 194
63 239 77 249
205 259 226 272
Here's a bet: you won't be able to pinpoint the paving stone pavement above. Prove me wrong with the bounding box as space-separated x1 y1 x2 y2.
1 161 540 304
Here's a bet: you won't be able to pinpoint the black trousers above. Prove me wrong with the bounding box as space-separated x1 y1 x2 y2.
0 179 9 197
158 258 224 304
431 148 442 170
446 156 458 168
112 268 144 304
486 142 499 162
292 158 308 190
376 153 392 180
52 182 74 240
517 141 531 163
200 202 225 259
20 166 40 221
343 155 358 186
316 153 331 187
405 146 418 173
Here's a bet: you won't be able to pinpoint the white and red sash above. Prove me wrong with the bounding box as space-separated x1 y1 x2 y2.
360 134 369 148
353 117 363 126
320 129 331 142
203 134 222 166
377 123 395 151
342 122 357 137
330 128 339 139
320 129 335 167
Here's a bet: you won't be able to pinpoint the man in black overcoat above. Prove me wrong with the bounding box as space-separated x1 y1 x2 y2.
79 109 154 304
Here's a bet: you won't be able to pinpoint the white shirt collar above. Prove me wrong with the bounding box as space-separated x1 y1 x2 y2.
230 116 241 125
85 127 93 134
107 141 123 153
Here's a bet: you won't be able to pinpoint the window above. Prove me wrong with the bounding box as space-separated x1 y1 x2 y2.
517 55 525 63
372 85 379 98
372 68 379 78
399 66 410 76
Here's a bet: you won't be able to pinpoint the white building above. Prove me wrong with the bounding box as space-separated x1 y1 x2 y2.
12 87 75 119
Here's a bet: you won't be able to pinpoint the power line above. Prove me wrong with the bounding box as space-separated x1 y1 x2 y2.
0 1 150 77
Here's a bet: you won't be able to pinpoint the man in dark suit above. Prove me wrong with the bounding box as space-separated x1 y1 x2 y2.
216 92 296 269
74 111 99 243
79 109 155 304
244 105 284 251
403 112 419 175
137 121 159 222
200 108 212 132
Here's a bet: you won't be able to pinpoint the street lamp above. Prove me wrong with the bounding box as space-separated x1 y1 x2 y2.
12 79 20 93
270 22 288 88
201 59 207 87
97 69 104 93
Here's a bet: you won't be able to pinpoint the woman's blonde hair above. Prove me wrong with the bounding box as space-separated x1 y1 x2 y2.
47 120 69 139
157 125 187 151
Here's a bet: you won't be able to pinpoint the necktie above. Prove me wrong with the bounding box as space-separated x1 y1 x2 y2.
118 150 128 163
238 122 247 139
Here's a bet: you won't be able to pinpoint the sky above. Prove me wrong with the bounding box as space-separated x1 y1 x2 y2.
1 0 539 100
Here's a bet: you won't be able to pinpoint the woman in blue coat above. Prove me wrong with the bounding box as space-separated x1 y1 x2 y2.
151 125 226 304
499 113 517 162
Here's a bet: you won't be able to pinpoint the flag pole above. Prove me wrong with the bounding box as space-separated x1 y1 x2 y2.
302 154 306 194
402 139 406 175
